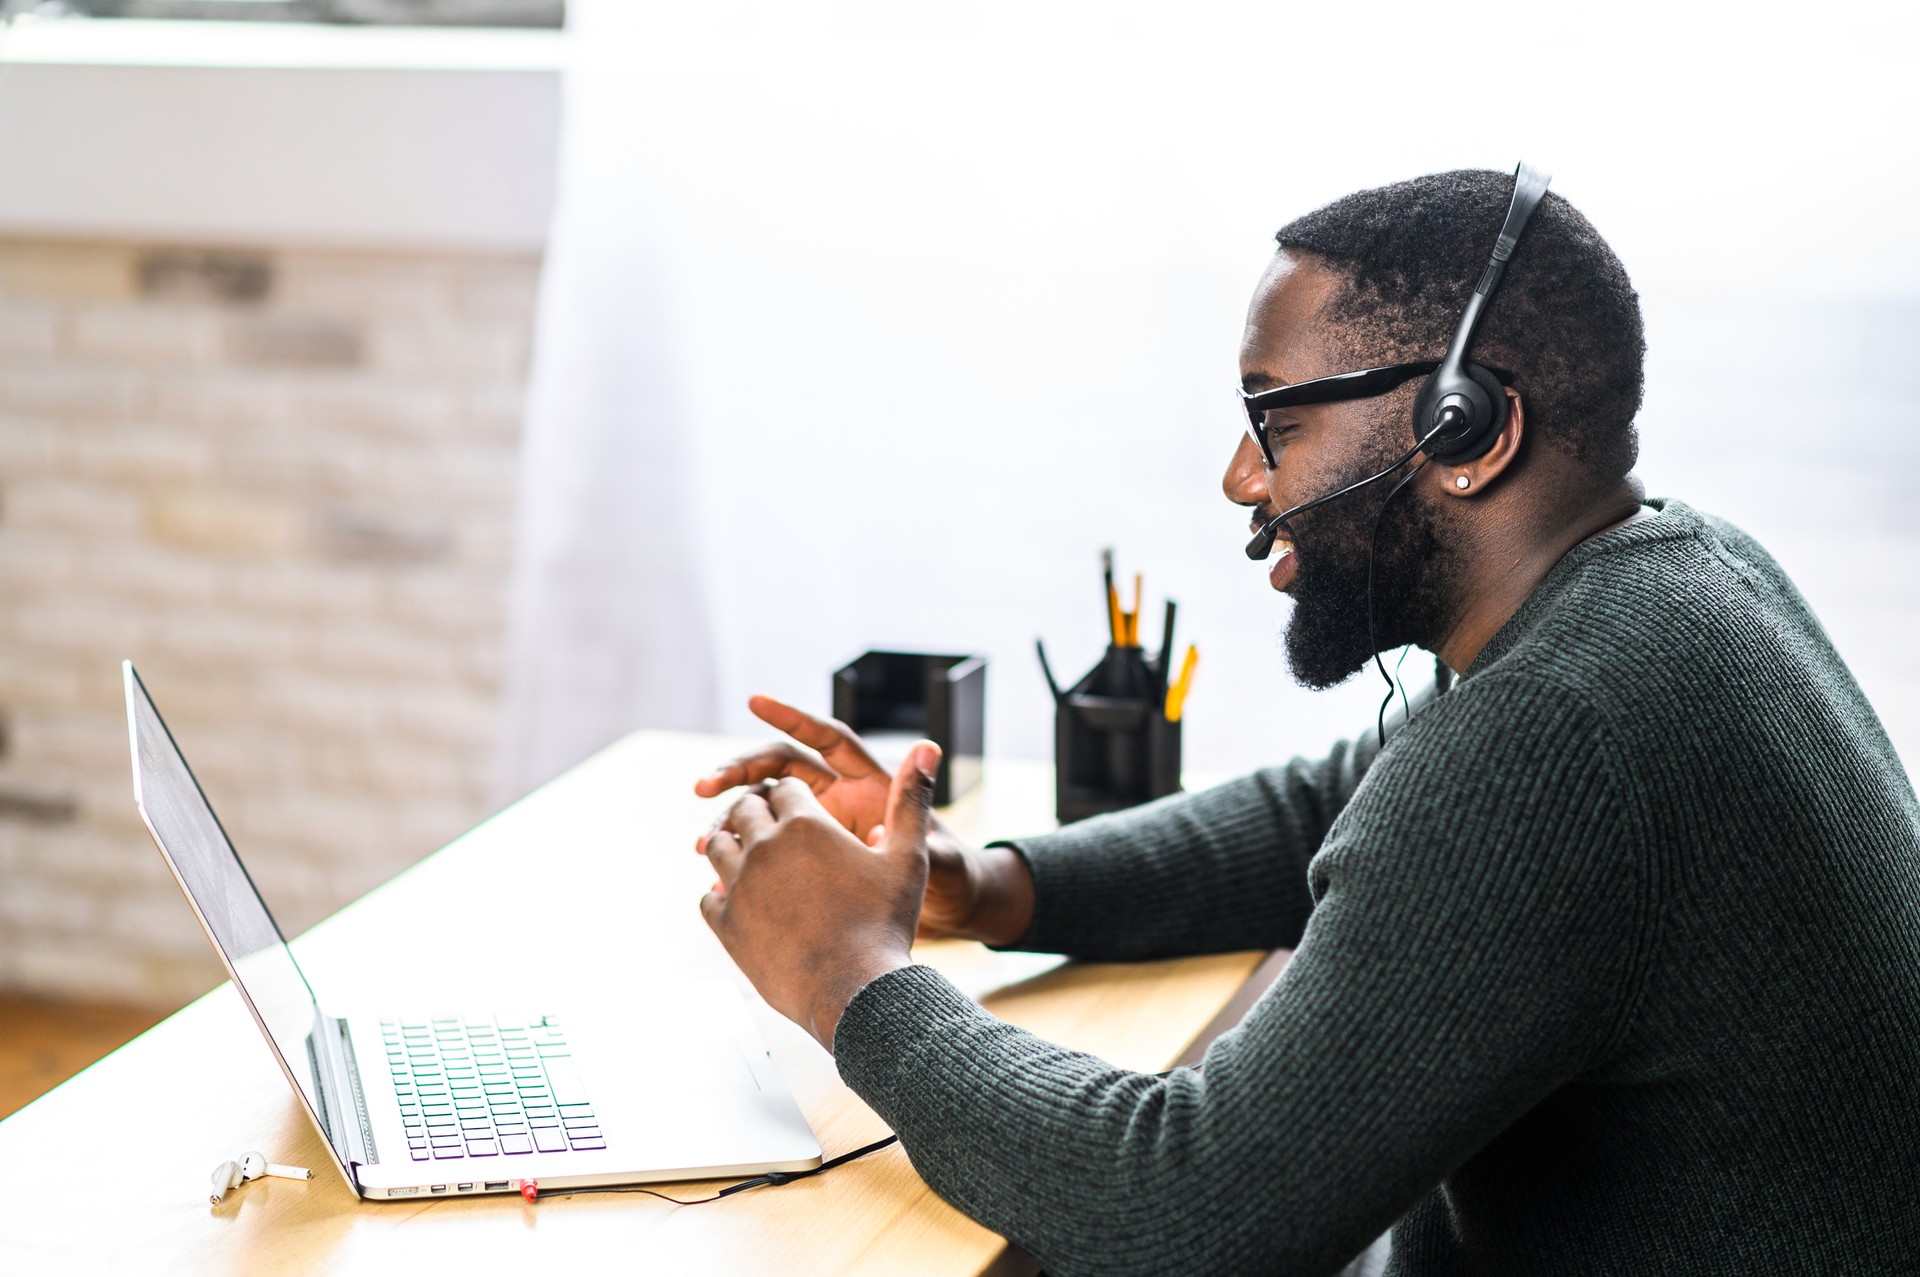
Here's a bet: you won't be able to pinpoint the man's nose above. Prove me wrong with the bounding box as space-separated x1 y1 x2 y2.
1222 433 1268 508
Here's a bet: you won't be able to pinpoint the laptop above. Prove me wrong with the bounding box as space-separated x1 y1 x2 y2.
123 660 822 1201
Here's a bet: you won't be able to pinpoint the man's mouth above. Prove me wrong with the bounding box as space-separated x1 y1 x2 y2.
1260 524 1298 592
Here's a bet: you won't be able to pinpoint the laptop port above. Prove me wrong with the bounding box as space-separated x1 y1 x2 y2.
431 1185 448 1193
457 1183 474 1191
484 1180 509 1191
390 1187 418 1197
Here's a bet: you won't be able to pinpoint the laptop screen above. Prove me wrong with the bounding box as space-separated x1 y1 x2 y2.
123 663 328 1132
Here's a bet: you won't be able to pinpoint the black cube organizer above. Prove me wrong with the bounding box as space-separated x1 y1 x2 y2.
831 651 986 805
1053 644 1181 824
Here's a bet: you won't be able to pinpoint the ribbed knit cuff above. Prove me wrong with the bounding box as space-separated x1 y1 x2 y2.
833 963 988 1114
985 809 1153 953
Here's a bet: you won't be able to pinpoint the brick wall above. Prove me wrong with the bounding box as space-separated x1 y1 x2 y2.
0 239 536 1006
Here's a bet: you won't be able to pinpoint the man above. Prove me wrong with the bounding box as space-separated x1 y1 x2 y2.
690 169 1920 1274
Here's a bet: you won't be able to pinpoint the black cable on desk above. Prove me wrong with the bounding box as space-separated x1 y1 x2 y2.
520 1134 900 1203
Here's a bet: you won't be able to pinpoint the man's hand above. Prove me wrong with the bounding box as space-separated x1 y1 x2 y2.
700 742 940 1051
693 695 892 840
692 696 1036 947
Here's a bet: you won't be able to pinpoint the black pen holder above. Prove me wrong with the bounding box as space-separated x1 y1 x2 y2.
1054 645 1181 824
832 650 986 806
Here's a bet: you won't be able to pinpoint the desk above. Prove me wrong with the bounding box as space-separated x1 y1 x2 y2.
0 731 1268 1275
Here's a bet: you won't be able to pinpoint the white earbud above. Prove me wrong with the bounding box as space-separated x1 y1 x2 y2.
209 1159 245 1205
209 1152 313 1205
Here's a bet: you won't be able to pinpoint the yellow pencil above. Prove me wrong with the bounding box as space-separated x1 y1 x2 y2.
1164 645 1200 721
1130 573 1143 646
1103 547 1121 645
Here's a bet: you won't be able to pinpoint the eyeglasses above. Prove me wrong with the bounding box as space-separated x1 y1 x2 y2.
1239 360 1515 469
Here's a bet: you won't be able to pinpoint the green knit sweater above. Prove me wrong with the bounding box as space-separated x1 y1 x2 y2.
833 500 1920 1275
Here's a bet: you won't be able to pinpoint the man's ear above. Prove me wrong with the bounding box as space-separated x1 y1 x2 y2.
1441 386 1524 497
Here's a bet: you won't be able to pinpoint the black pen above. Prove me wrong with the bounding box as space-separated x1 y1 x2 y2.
1035 637 1063 703
1157 599 1178 693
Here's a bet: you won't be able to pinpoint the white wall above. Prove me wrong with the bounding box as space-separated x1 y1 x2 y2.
531 1 1920 782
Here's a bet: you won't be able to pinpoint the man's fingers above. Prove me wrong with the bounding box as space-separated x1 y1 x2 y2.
698 889 725 934
763 775 824 820
725 789 777 846
879 741 941 855
694 742 837 797
706 828 746 887
747 694 884 780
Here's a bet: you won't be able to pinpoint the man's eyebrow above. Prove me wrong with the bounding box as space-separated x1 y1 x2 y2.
1240 370 1290 393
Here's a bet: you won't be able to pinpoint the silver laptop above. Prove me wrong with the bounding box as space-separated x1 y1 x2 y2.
124 661 822 1201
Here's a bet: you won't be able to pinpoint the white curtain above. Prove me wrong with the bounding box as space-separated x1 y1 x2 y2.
495 0 1920 802
490 27 719 800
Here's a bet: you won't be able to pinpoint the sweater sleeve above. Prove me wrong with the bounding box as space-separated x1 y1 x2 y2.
996 700 1396 959
835 676 1649 1277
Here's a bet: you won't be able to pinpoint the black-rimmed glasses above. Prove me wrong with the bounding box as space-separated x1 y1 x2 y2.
1239 360 1515 468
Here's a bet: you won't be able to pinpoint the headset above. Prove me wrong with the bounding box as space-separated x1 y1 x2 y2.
1412 161 1554 465
1244 160 1554 563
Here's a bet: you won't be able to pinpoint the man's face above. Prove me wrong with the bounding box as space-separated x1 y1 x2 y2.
1223 252 1460 688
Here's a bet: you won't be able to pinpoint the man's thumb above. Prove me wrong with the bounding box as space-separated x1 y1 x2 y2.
880 741 941 852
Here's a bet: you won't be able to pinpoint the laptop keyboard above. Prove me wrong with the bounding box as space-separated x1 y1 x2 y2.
382 1014 606 1161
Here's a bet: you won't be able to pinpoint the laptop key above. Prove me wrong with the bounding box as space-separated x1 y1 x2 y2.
542 1057 590 1105
432 1146 464 1159
499 1134 533 1155
465 1140 499 1157
532 1128 567 1153
568 1138 606 1152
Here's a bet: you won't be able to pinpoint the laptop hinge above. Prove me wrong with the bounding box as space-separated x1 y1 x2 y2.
334 1017 380 1167
309 1009 378 1169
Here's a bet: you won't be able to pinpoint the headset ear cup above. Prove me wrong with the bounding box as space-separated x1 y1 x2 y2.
1420 364 1508 466
1411 375 1442 446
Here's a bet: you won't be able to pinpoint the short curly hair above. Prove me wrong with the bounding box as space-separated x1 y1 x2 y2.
1276 168 1645 483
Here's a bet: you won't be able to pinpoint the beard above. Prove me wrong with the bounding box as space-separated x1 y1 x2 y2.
1278 463 1462 690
